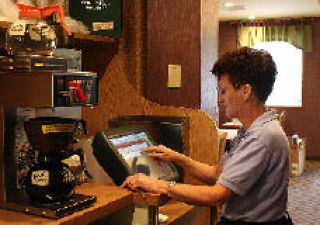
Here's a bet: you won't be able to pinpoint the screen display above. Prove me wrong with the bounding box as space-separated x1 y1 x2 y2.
109 132 151 160
109 132 174 179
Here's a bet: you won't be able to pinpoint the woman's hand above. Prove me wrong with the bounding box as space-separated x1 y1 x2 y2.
121 173 168 194
141 145 182 163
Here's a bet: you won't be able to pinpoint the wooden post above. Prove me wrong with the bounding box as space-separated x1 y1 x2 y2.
0 106 5 206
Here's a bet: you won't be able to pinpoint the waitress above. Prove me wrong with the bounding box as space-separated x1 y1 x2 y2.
122 47 291 225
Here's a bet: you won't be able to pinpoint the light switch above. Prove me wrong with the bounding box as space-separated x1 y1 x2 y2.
167 64 181 88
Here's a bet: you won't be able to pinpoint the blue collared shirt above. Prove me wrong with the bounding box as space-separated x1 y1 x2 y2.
217 110 289 222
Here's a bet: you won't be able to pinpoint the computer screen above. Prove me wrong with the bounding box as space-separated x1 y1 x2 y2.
109 131 175 179
109 131 151 160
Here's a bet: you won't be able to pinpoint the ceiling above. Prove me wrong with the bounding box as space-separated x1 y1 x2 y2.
219 0 320 21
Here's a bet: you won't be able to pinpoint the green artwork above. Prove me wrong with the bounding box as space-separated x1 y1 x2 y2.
69 0 121 38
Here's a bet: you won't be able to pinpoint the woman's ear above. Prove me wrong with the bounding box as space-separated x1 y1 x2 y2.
242 84 252 101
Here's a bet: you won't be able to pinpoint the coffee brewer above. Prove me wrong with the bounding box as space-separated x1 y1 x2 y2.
0 69 98 219
24 117 95 207
0 71 98 218
0 1 99 218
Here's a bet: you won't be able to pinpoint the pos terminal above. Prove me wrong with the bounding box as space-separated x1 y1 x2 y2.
92 125 180 185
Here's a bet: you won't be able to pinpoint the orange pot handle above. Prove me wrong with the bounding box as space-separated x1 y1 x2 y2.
68 82 87 102
16 3 71 35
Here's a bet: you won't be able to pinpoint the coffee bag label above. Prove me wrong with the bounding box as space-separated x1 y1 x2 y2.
9 22 26 36
31 170 49 186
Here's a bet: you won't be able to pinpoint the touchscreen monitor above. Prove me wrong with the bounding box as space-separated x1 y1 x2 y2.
92 126 180 185
109 131 174 179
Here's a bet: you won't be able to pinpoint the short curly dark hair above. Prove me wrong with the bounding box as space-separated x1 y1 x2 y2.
211 47 277 103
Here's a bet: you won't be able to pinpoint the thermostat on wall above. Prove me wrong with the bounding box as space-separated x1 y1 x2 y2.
168 64 182 88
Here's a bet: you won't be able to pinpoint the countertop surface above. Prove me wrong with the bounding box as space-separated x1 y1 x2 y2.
0 183 133 225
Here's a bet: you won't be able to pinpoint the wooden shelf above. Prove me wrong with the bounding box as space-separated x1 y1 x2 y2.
73 33 118 43
0 21 11 29
0 20 117 43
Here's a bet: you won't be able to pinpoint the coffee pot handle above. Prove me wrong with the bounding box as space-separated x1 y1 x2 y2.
74 148 93 179
16 3 72 35
72 120 91 180
75 120 88 136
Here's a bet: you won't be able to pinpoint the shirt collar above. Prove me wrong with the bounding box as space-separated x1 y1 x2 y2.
242 110 277 135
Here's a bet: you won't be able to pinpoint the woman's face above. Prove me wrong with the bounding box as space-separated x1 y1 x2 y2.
218 74 243 119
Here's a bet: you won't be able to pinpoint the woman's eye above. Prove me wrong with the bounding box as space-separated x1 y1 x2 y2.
219 88 226 94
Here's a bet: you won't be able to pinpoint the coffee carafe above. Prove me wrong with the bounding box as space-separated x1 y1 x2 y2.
5 3 71 56
24 117 90 204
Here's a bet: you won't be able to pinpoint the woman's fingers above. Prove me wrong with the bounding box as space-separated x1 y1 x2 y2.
141 146 164 153
121 176 136 189
121 174 143 191
153 153 168 159
120 177 130 188
121 173 164 194
141 146 170 162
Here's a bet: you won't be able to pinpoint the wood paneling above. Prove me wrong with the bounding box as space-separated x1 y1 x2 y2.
80 0 219 179
82 52 217 223
160 201 210 225
0 107 4 205
285 18 320 157
118 0 148 94
79 1 218 224
146 0 201 109
218 22 237 125
82 54 219 168
219 19 320 157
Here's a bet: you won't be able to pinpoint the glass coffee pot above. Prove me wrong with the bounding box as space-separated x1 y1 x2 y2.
6 21 57 56
5 3 71 56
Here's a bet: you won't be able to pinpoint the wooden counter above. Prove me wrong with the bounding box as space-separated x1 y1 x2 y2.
160 201 211 225
0 183 133 225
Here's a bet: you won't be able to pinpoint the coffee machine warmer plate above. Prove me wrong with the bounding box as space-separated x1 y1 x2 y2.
8 194 97 218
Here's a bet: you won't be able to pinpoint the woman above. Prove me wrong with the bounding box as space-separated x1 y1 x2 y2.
121 47 290 225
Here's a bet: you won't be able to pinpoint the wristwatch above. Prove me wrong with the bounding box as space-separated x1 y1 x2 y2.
167 181 176 197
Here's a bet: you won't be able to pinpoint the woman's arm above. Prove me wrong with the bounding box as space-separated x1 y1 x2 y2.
178 156 222 185
121 173 232 207
142 145 221 184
